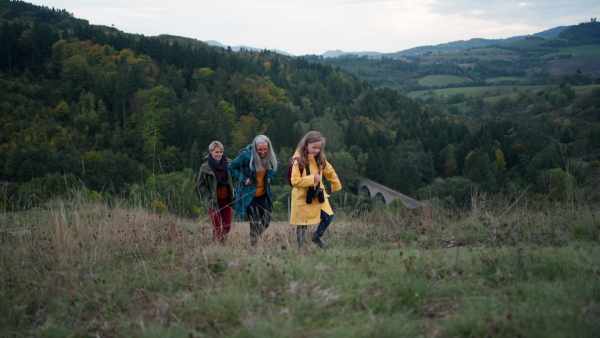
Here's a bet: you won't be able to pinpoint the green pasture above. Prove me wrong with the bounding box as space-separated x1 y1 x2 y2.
541 44 600 62
408 84 600 101
420 48 521 63
485 77 520 84
503 38 548 49
418 75 466 87
408 85 543 100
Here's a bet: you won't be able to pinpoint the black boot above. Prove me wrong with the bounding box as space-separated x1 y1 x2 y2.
312 235 329 249
250 225 260 246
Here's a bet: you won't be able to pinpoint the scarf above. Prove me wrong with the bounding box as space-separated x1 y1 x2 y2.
208 155 229 186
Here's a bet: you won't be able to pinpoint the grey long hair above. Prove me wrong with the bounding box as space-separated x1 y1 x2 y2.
250 135 278 172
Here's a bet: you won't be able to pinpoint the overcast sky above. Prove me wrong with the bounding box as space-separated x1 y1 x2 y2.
27 0 600 56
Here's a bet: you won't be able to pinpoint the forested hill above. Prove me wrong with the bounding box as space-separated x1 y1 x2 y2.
1 1 599 213
557 21 600 45
384 25 570 58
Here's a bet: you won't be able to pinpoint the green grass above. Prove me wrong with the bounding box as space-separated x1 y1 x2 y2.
504 38 548 49
541 44 600 61
408 85 536 99
420 47 522 63
486 77 520 84
418 75 466 87
408 84 600 101
1 195 599 337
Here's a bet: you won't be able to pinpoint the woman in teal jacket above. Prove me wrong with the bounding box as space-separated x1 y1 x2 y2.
229 135 279 246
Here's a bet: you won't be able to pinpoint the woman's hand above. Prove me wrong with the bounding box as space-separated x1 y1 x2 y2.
245 178 252 185
314 173 321 183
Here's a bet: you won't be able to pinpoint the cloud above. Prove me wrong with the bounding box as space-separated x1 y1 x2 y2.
427 0 600 26
26 0 600 55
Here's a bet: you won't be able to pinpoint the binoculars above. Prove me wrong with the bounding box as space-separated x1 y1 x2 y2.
306 186 325 204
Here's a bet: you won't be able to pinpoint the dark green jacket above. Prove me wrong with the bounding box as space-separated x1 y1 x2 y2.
197 156 236 211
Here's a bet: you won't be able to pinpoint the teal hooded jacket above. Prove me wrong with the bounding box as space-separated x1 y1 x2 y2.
228 144 279 218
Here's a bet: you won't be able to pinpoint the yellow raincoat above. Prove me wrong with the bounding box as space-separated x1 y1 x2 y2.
289 151 342 225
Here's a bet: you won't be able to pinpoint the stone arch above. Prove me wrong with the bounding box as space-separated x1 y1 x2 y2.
374 192 386 204
359 185 370 197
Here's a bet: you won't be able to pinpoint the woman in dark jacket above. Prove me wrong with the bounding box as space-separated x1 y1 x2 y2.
229 135 279 246
198 141 236 244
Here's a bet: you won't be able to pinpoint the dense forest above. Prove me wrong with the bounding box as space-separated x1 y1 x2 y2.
1 0 599 215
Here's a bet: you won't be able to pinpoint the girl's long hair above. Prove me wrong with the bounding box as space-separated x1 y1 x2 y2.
296 131 327 171
250 135 278 171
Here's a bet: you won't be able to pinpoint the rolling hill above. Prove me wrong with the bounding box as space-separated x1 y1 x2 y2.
318 26 570 59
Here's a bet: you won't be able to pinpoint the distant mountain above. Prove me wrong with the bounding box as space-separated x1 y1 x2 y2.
319 26 571 58
322 50 382 58
321 50 346 58
204 40 294 56
201 26 571 59
150 24 579 59
536 26 571 39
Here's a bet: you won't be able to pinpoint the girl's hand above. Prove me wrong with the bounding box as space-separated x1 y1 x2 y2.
245 178 252 185
314 173 321 183
268 178 271 184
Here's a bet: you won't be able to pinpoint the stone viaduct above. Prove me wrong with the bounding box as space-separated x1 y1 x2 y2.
356 176 423 209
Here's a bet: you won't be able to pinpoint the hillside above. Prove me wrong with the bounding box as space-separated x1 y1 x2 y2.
204 27 568 59
318 23 600 90
0 1 599 215
318 26 569 59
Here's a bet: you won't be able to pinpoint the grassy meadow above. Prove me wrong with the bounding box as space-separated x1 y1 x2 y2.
1 193 599 337
541 45 600 62
407 85 537 101
417 75 467 87
418 47 522 63
485 77 520 84
407 84 600 102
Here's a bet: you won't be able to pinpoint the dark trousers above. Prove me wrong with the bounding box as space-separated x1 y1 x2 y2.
314 210 334 239
246 193 271 240
297 210 334 247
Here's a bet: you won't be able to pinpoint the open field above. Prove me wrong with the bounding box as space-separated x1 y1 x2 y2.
547 61 600 76
503 39 547 49
541 45 600 61
1 195 599 337
407 85 542 100
484 77 520 84
419 47 522 63
407 84 600 101
418 75 467 87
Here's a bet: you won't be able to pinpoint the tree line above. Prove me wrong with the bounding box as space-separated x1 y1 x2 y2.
1 0 599 214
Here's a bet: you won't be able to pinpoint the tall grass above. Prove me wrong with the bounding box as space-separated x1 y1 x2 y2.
0 170 203 218
1 192 598 337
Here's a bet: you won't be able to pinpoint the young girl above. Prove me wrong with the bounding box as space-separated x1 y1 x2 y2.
197 141 236 244
290 131 342 248
229 135 280 246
